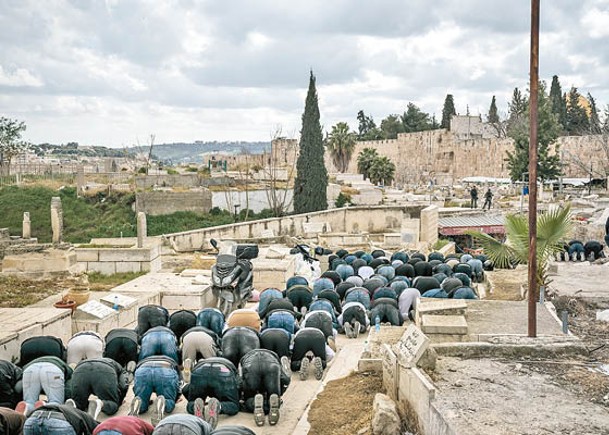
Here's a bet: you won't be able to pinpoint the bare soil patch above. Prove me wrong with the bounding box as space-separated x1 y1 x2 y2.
485 266 526 300
308 372 382 435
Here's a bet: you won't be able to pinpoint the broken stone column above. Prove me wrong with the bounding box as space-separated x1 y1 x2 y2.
76 165 85 197
22 212 31 239
137 212 147 248
50 197 63 244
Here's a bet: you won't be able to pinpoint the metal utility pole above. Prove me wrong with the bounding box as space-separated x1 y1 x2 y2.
528 0 540 338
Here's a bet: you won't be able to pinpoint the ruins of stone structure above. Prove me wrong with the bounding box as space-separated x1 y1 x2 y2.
51 196 63 244
137 212 147 248
22 212 31 239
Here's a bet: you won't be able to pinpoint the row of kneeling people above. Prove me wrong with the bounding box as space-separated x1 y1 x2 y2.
0 302 339 432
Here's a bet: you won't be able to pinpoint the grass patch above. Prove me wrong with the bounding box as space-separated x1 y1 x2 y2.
0 276 63 308
0 186 278 243
87 271 146 291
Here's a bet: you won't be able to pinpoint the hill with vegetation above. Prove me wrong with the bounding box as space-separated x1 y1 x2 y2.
133 141 270 164
0 186 268 243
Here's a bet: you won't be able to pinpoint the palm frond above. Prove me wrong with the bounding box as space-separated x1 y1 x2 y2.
503 214 529 255
467 231 519 268
537 205 573 260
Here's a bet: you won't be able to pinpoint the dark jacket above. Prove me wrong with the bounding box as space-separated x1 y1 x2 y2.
0 407 25 435
0 361 22 408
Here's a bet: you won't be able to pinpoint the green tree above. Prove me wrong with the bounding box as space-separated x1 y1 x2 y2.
469 205 572 289
566 87 590 135
357 147 378 180
369 155 396 186
379 114 405 139
441 94 456 129
506 87 528 137
506 83 562 182
549 75 567 131
487 95 500 124
326 122 357 173
356 110 382 140
401 103 433 133
293 71 328 213
588 92 601 134
0 117 29 176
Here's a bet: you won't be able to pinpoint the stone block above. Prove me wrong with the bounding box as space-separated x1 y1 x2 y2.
86 261 116 275
418 299 468 316
98 249 150 262
115 261 142 274
145 256 162 273
357 358 383 373
372 394 401 435
381 344 398 400
75 249 99 262
180 269 210 277
162 291 207 311
421 315 468 335
393 324 430 367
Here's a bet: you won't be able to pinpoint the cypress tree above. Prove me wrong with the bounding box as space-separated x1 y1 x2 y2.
549 75 567 130
440 94 456 129
487 96 499 124
293 71 328 214
588 92 601 134
566 87 590 135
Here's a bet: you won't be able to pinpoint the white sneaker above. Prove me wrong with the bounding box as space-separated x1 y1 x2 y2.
183 358 192 384
299 357 310 381
152 395 165 426
353 321 361 339
280 356 291 377
87 397 103 420
343 322 354 338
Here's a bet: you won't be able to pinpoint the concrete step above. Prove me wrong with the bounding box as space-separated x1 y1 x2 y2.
421 314 468 335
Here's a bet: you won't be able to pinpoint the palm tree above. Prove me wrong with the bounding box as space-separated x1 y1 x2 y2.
369 156 396 186
356 148 378 180
325 122 357 173
468 205 572 288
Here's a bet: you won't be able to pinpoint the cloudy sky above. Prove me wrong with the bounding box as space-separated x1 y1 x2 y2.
1 0 608 147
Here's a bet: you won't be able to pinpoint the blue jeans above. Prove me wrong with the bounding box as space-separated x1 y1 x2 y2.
133 366 179 413
196 309 225 337
139 331 179 362
24 416 76 435
23 362 65 407
97 432 122 435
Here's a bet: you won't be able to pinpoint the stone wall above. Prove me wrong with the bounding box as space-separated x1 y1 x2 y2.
345 130 609 186
135 190 212 216
75 243 162 275
162 205 430 252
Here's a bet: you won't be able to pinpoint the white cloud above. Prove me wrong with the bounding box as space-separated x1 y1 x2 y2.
0 0 606 146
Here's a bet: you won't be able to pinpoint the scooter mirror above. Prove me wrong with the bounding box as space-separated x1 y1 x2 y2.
210 239 218 249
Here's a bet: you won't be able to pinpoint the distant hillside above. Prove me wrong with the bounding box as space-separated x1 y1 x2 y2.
32 143 136 158
132 141 270 164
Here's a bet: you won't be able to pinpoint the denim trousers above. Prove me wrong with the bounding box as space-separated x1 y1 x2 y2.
139 332 179 363
133 366 179 413
23 415 76 435
23 362 64 406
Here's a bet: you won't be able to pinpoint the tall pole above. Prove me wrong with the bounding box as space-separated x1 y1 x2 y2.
528 0 540 338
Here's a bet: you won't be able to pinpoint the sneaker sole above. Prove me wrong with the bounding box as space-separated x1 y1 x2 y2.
313 357 324 381
268 394 280 426
254 394 265 427
128 397 141 417
204 398 220 430
299 358 310 381
194 398 204 418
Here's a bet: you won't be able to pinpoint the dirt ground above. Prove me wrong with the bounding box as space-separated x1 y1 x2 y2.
433 357 609 435
308 372 382 435
485 265 527 300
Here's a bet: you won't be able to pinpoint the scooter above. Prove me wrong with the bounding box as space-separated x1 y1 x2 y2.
210 239 258 316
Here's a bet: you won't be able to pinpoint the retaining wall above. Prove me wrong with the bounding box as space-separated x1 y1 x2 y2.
162 205 439 252
75 244 162 275
135 190 213 216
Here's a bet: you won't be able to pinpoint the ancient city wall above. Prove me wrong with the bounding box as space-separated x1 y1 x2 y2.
135 190 213 216
342 130 607 185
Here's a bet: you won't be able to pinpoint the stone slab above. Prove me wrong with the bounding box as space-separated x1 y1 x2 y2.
180 269 211 277
418 299 468 316
75 300 118 320
421 315 468 335
393 324 430 367
0 308 72 362
381 344 399 400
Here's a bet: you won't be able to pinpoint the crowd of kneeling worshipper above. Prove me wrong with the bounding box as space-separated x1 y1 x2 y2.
555 239 606 262
0 248 487 434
